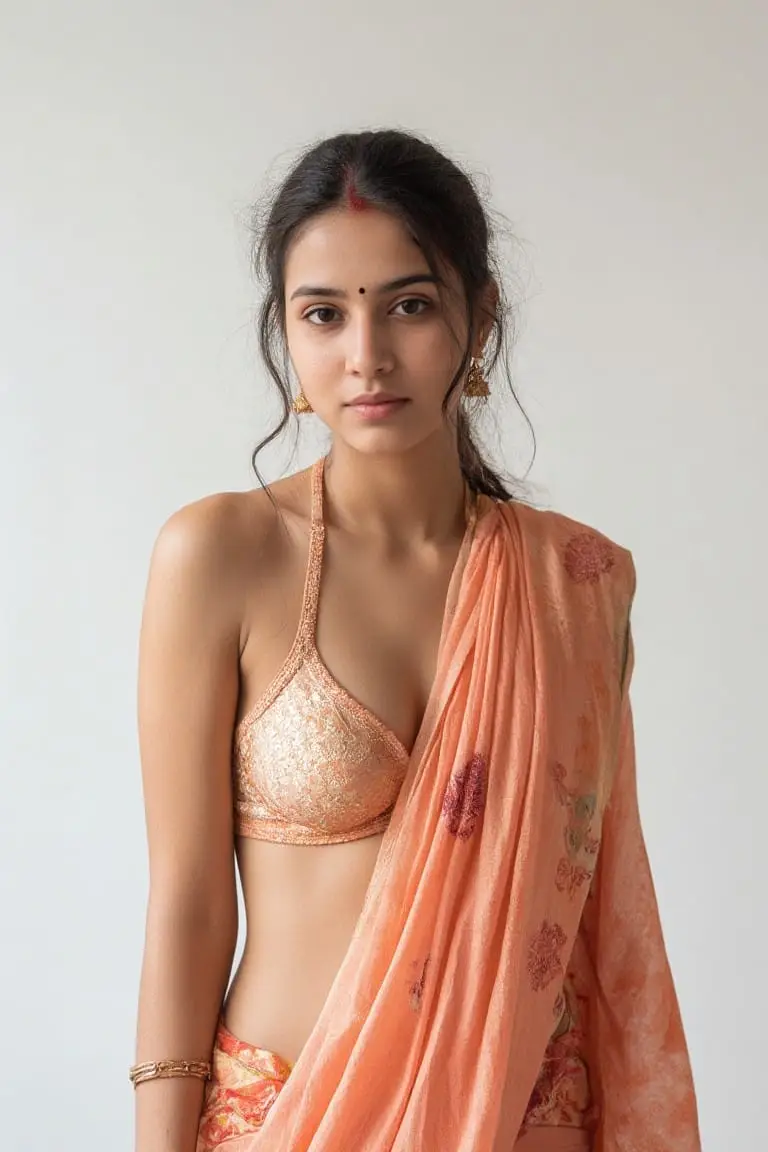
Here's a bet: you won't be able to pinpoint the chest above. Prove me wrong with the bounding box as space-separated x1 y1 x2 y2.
313 530 460 753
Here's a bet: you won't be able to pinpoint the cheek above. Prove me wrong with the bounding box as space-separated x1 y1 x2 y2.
396 326 458 387
418 313 466 365
285 322 337 378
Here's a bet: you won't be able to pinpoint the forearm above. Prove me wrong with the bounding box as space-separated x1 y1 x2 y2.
133 900 237 1152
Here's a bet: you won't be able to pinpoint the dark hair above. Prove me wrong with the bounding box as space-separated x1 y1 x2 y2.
248 128 532 501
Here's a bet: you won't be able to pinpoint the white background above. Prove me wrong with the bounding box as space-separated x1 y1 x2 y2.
2 2 765 1148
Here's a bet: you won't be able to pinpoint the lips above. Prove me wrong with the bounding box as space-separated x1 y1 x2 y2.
347 392 406 406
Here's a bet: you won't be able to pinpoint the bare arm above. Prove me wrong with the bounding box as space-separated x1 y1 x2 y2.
133 498 244 1152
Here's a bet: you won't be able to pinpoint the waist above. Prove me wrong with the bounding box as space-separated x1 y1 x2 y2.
224 954 330 1068
227 835 382 1064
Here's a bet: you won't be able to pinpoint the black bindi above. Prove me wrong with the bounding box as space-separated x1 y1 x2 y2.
358 286 366 294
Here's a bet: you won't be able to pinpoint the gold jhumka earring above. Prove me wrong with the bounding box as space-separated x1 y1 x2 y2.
292 389 313 414
464 355 490 399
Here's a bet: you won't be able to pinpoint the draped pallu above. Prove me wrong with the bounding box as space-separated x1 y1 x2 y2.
224 495 700 1151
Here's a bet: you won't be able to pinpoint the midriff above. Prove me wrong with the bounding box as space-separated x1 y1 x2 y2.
222 832 384 1066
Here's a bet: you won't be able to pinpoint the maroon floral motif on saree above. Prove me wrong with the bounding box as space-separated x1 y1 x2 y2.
563 532 615 584
407 956 431 1012
527 920 568 991
522 977 594 1133
441 753 487 840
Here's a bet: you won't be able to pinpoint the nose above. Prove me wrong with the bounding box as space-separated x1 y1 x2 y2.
344 310 395 378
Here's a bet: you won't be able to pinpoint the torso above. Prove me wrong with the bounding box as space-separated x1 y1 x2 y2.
222 461 475 1065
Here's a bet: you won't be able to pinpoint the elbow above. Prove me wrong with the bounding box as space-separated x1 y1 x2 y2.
145 881 239 962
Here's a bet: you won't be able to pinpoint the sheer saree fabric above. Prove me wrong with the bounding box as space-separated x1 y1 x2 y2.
223 495 700 1151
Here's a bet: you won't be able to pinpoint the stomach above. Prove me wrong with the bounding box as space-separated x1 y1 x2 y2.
222 833 384 1066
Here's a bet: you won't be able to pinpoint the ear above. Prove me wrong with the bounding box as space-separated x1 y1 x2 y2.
472 278 499 357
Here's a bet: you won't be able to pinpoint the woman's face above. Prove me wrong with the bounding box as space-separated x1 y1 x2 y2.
283 206 486 453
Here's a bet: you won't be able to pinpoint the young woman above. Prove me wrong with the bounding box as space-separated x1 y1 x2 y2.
132 129 700 1152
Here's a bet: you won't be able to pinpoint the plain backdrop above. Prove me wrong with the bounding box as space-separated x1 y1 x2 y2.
2 1 765 1148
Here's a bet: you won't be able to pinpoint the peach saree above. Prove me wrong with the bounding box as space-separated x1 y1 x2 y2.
221 494 700 1151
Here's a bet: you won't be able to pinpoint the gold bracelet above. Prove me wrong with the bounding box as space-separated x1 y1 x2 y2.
129 1059 212 1088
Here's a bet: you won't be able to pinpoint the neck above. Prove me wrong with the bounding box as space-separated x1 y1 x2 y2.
322 436 469 547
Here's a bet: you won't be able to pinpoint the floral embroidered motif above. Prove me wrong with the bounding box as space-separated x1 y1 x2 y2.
549 760 600 899
552 988 572 1039
527 920 567 991
522 980 593 1132
556 857 593 898
442 753 487 840
408 956 431 1012
524 1043 592 1127
563 532 615 584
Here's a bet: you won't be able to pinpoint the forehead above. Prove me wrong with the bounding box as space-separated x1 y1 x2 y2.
284 207 431 288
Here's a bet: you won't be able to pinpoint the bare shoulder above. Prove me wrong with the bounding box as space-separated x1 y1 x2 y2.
146 468 313 641
152 489 264 572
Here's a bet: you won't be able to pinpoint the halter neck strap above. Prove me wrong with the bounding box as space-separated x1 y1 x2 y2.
310 454 326 525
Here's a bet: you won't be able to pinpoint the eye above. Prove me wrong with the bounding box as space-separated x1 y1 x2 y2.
303 306 342 325
392 297 432 317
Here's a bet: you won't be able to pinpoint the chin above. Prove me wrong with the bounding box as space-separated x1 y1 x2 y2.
332 420 448 458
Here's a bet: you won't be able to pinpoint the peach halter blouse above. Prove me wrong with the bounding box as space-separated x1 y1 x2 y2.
232 455 479 845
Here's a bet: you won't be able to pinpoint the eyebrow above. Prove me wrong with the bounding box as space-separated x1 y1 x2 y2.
289 273 439 301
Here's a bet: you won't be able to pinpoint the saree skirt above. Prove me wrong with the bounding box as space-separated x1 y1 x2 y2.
196 1018 591 1152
